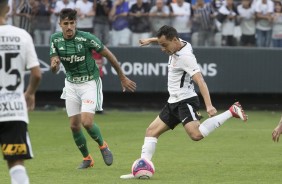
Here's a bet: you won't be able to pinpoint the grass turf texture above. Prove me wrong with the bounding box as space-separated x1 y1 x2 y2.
0 110 281 184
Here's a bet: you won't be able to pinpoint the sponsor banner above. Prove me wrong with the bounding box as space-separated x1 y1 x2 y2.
29 46 282 93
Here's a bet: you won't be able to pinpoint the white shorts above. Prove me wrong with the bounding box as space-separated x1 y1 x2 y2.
60 79 103 117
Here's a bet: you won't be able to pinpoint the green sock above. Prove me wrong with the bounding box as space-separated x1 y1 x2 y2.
87 123 104 146
72 130 89 158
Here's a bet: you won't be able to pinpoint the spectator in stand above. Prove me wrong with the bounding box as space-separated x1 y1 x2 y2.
216 0 238 46
13 0 34 36
54 0 75 32
109 0 131 46
129 0 151 46
49 0 57 34
211 0 225 11
170 0 192 42
75 0 95 32
149 0 171 36
33 0 52 45
6 0 13 25
192 0 216 46
128 0 150 9
237 0 256 46
271 0 282 47
93 0 112 46
254 0 274 47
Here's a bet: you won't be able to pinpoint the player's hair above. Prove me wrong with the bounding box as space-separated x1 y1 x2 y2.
59 8 77 21
156 25 179 41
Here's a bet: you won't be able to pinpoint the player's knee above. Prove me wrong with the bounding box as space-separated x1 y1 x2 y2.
189 133 203 141
70 123 80 132
145 127 157 137
82 121 93 130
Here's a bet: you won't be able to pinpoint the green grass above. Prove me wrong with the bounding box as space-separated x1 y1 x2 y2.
0 110 282 184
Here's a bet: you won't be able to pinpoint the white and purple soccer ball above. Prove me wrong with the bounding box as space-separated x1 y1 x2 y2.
131 158 155 179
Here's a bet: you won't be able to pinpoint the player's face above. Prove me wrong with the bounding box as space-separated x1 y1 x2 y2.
157 35 178 55
60 18 76 39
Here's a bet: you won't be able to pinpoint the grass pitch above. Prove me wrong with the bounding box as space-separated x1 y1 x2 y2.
0 109 282 184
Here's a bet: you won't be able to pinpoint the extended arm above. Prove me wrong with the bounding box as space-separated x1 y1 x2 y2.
192 72 217 117
99 47 136 92
139 37 158 46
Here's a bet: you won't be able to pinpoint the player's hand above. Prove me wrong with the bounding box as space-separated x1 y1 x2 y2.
25 93 35 111
120 76 136 92
139 39 152 46
272 125 282 142
206 105 217 117
51 56 60 73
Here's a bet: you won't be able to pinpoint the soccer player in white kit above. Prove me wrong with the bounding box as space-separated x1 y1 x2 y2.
0 0 42 183
120 25 248 179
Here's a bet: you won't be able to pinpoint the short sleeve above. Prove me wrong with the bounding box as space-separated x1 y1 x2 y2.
86 33 104 52
49 34 58 57
181 55 201 77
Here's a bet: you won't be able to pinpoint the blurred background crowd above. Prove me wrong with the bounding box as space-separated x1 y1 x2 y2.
5 0 282 48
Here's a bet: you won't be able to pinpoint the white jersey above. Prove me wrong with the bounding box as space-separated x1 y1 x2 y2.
0 25 39 123
167 40 200 103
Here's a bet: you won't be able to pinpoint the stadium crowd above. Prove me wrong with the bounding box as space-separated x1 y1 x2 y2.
5 0 282 47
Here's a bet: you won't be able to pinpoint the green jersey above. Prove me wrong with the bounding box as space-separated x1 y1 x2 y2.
50 30 104 83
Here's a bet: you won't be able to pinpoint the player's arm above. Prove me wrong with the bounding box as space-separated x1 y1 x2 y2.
99 47 136 92
192 72 217 117
50 56 60 73
25 66 41 111
272 116 282 142
139 37 158 46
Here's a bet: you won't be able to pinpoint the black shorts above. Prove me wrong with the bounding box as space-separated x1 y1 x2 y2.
159 97 203 130
0 121 33 161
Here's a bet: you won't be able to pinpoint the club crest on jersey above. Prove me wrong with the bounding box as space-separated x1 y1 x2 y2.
77 44 83 52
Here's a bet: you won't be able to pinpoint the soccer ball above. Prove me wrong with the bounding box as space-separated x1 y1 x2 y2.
131 158 155 179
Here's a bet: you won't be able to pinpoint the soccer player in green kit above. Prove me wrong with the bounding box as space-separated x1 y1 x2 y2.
50 8 136 169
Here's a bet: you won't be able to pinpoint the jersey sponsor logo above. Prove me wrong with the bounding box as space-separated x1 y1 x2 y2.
58 46 64 50
2 144 27 156
75 37 87 42
90 40 102 49
53 37 64 42
0 101 24 111
67 75 94 83
0 45 20 51
0 36 20 42
82 99 95 104
60 55 85 63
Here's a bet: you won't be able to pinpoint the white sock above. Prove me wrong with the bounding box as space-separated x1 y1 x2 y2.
199 110 232 137
9 165 29 184
141 137 158 160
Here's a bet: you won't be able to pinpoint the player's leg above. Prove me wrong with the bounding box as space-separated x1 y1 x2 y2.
1 121 33 184
64 81 93 169
68 107 93 169
120 103 176 179
8 160 29 184
120 116 170 179
184 102 247 139
80 79 113 166
141 116 170 160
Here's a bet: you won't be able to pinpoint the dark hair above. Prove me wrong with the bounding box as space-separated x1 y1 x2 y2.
156 25 179 41
59 8 77 21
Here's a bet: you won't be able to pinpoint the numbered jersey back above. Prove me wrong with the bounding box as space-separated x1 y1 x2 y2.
0 25 39 123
